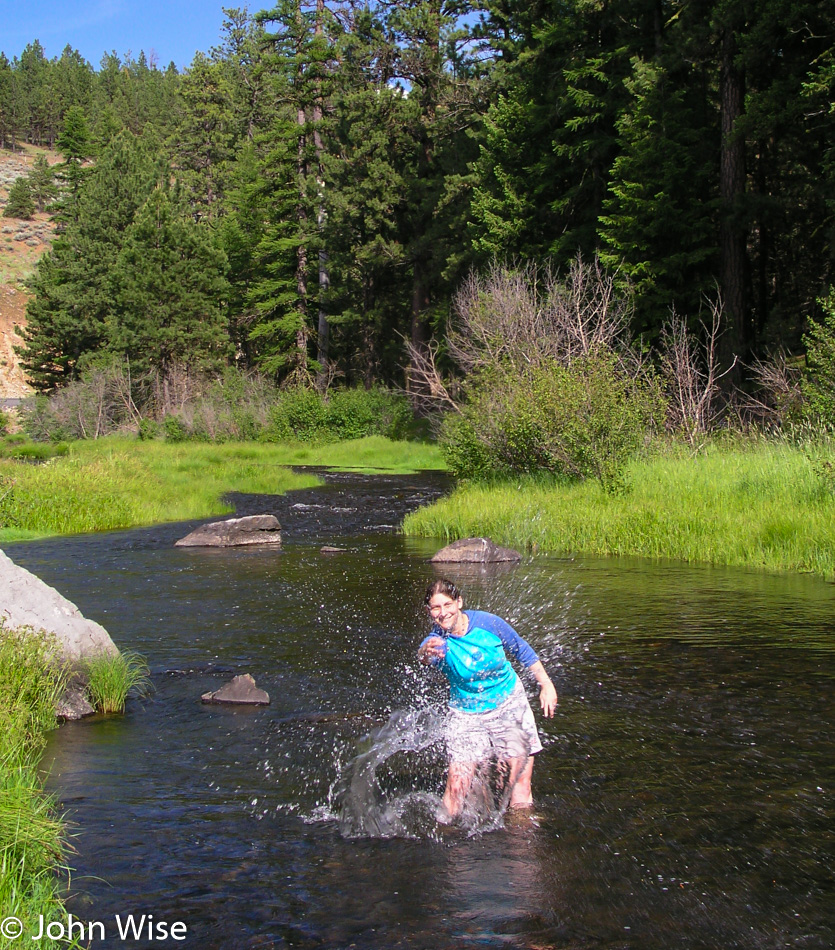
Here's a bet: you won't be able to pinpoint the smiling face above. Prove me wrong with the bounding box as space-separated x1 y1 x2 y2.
426 592 466 636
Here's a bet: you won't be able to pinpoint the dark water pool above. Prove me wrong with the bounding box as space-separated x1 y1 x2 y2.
7 471 834 949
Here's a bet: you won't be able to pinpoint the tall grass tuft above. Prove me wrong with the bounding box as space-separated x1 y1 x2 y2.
0 624 79 947
82 650 151 715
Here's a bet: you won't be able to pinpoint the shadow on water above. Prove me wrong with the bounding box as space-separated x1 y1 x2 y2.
5 469 833 948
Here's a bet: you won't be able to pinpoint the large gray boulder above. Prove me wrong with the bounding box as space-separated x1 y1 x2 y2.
0 548 119 663
430 537 522 563
176 514 282 548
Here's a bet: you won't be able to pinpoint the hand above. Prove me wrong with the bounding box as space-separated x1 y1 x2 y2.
528 661 558 717
418 635 446 665
539 679 558 717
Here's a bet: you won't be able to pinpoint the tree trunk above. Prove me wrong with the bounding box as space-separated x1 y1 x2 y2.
408 262 432 405
313 0 331 390
718 25 747 377
296 104 310 376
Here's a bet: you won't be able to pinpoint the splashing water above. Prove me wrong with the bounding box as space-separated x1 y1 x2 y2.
334 707 513 839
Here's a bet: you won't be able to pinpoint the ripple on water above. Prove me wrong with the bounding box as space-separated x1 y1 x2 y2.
7 472 831 950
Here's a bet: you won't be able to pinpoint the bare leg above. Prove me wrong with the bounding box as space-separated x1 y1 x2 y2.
441 760 478 819
509 754 534 809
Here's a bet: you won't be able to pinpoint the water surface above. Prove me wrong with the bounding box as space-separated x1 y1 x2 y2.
7 470 832 948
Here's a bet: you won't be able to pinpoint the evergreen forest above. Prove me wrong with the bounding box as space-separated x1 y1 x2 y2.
1 0 833 398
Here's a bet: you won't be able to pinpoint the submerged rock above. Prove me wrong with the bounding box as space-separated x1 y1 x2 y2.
176 515 282 548
0 548 119 663
56 686 95 721
430 537 522 564
320 545 347 554
201 673 270 706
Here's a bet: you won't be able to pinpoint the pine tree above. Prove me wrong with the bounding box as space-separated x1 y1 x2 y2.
15 41 49 144
3 177 35 219
243 111 312 379
387 0 484 395
28 154 57 212
598 56 716 338
17 131 165 388
0 53 21 150
320 7 414 384
111 183 231 373
173 52 238 218
246 0 342 382
55 105 94 224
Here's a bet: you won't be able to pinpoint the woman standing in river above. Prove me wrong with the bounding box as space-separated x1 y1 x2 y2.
418 579 558 820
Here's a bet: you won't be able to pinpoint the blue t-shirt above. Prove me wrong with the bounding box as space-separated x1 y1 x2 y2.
421 610 539 714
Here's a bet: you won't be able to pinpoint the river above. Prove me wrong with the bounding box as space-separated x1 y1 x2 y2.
6 470 833 949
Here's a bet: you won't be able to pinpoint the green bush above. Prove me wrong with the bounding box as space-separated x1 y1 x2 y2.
163 414 190 442
802 289 835 426
137 418 163 440
262 386 413 444
0 409 8 436
441 352 664 491
20 363 417 446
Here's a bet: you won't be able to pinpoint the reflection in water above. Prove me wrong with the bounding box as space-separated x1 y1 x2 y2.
6 470 832 948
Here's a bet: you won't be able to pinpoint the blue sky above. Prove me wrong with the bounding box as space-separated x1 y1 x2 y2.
1 0 232 71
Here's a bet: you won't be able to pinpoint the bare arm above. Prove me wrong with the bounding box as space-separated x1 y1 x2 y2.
527 660 558 717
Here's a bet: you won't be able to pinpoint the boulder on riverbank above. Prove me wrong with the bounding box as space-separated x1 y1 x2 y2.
430 537 522 564
175 515 282 548
201 673 270 706
0 548 119 664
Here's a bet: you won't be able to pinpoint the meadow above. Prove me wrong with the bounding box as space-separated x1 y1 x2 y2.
404 439 835 579
1 432 832 579
0 436 445 542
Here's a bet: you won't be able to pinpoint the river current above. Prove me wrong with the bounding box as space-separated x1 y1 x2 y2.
7 470 833 949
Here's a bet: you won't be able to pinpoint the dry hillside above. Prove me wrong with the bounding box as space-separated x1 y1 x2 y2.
0 146 59 398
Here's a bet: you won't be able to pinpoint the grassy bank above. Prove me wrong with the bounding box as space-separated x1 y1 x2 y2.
403 441 835 579
0 625 78 950
0 436 445 542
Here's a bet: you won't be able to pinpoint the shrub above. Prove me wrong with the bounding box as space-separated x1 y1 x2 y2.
20 359 141 442
0 409 8 435
20 362 417 446
263 386 413 443
265 386 329 442
82 649 151 714
163 414 191 443
137 417 163 440
441 352 664 491
801 289 835 426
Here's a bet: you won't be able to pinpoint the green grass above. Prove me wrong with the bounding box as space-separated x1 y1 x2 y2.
403 440 835 578
82 650 151 715
252 434 445 472
0 624 79 950
0 436 443 541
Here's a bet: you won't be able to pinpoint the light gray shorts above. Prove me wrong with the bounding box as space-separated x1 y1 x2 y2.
445 680 543 763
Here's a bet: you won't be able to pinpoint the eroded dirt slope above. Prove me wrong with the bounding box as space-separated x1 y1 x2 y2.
0 146 58 398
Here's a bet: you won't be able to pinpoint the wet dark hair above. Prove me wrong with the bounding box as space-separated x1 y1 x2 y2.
424 578 463 606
